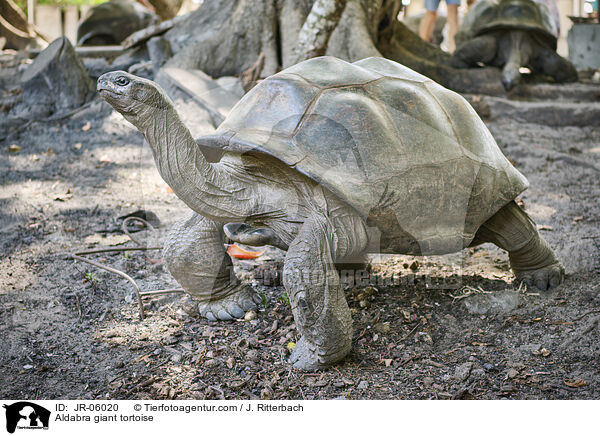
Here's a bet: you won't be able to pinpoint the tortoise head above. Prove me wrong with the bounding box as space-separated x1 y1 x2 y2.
97 71 170 121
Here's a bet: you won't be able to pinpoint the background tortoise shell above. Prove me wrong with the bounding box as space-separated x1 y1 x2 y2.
196 56 529 255
457 0 559 49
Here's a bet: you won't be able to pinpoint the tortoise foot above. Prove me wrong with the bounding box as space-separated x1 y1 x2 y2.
514 262 564 291
198 284 262 321
289 337 330 371
289 336 349 371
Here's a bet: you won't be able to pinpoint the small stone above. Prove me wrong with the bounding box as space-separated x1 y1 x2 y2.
357 381 369 389
417 332 433 344
374 322 391 334
170 353 182 363
423 377 434 387
246 350 259 361
204 359 218 368
507 368 519 379
454 362 473 382
23 364 33 370
226 357 235 368
244 310 257 321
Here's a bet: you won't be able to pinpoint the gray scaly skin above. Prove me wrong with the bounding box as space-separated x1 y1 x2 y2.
97 71 563 371
452 29 577 91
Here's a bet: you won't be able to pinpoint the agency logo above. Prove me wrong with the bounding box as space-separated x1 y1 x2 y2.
3 402 50 434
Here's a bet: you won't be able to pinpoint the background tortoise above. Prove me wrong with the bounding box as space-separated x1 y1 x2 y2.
77 0 158 46
451 0 577 90
98 56 564 370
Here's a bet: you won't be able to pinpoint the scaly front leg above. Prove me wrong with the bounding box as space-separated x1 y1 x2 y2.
163 212 261 320
284 211 362 370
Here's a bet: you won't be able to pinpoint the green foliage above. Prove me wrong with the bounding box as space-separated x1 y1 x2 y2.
259 292 268 310
278 292 290 307
14 0 107 13
38 0 107 6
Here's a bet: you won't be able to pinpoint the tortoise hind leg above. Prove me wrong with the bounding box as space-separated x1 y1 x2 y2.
472 201 564 290
451 35 497 68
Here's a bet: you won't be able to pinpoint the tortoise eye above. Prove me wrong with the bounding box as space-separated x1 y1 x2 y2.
115 76 130 86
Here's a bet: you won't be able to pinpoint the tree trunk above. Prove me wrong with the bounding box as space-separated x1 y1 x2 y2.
292 0 347 64
162 0 504 94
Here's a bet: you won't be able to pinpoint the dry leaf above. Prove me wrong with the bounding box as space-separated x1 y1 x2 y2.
82 121 91 131
380 358 393 367
8 144 21 153
74 143 82 150
564 379 586 388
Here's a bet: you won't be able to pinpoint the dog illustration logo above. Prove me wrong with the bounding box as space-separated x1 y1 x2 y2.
3 402 50 433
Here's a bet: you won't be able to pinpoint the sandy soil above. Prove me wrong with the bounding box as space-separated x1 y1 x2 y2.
1 55 599 400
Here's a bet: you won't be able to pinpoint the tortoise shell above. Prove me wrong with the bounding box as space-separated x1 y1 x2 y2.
196 56 528 254
77 0 157 46
457 0 559 49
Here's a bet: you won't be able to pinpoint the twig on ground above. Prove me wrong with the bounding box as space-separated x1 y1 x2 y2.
68 217 184 320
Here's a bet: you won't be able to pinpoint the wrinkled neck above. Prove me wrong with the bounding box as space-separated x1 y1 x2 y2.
127 103 253 222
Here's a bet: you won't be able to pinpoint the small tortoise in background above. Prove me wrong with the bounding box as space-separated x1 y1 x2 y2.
98 56 564 370
77 0 158 46
451 0 577 90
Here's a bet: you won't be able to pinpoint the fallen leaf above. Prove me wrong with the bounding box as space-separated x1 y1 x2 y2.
379 358 393 367
227 244 264 260
8 144 21 152
74 143 82 150
564 379 586 388
287 342 295 351
82 121 91 131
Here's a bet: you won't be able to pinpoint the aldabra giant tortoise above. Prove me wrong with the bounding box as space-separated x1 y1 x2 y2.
77 0 158 46
97 56 564 370
451 0 577 90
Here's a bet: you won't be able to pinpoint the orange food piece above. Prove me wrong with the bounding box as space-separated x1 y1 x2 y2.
227 244 264 259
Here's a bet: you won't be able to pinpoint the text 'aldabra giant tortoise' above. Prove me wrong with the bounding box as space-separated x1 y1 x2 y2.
451 0 577 90
97 56 564 370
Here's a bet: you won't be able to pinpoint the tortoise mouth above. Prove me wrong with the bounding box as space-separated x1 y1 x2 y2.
96 85 122 98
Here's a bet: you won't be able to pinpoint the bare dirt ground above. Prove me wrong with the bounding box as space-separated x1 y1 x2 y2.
1 54 599 400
